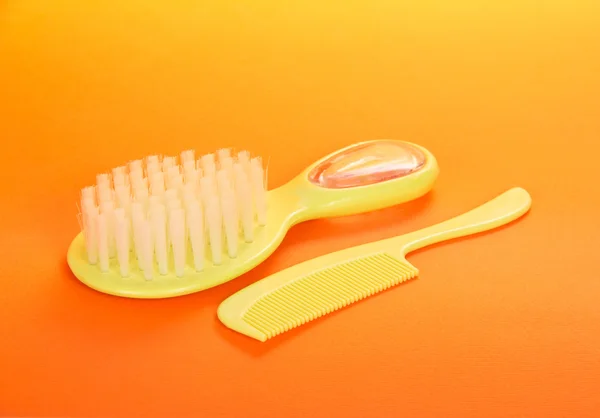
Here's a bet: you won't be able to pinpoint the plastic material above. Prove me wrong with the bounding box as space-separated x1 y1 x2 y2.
217 187 532 341
67 139 439 298
308 141 426 189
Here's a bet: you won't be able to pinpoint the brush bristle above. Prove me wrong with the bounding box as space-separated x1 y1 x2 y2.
241 253 418 340
77 148 268 279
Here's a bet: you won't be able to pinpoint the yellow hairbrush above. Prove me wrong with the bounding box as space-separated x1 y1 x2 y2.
218 187 532 341
67 140 439 298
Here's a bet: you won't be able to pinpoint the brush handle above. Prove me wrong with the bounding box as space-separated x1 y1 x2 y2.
400 187 532 255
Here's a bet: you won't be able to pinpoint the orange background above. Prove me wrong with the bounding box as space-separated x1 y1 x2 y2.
1 0 599 416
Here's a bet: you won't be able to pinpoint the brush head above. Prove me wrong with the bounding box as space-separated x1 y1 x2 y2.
70 148 274 297
218 252 418 342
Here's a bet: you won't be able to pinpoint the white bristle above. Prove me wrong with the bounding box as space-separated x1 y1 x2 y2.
134 185 149 205
166 197 182 247
181 149 195 164
237 150 251 175
201 153 215 165
99 200 116 258
82 202 98 264
201 154 216 178
164 188 179 203
183 162 197 185
131 202 145 261
114 208 130 277
234 163 254 242
148 195 162 211
188 170 201 188
162 156 176 173
113 165 126 175
113 173 126 188
219 156 234 183
129 160 143 174
150 171 164 186
97 173 110 187
181 184 196 207
97 190 113 205
206 196 223 265
199 175 217 206
81 147 270 277
131 174 148 191
150 172 165 196
146 155 160 166
81 195 96 211
150 205 168 275
217 148 231 161
139 220 154 280
251 157 267 226
167 165 180 182
82 186 96 205
204 165 216 180
147 161 161 178
170 174 184 191
112 166 127 184
131 201 144 218
97 184 113 203
97 212 109 272
115 185 130 209
130 168 144 188
169 208 186 277
216 169 231 194
187 201 204 271
166 197 181 212
221 191 239 258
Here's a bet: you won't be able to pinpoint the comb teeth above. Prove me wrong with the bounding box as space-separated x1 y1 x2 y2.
242 253 418 340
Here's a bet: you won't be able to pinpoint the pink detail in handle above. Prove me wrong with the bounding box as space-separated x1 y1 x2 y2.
308 141 427 189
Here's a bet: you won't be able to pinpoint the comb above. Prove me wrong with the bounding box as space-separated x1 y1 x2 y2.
217 187 532 341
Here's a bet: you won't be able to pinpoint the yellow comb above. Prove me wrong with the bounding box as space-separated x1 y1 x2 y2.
218 187 532 341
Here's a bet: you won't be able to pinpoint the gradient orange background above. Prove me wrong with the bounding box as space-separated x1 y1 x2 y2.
1 0 599 416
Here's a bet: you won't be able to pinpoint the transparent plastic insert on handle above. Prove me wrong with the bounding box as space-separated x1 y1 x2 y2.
307 141 427 189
